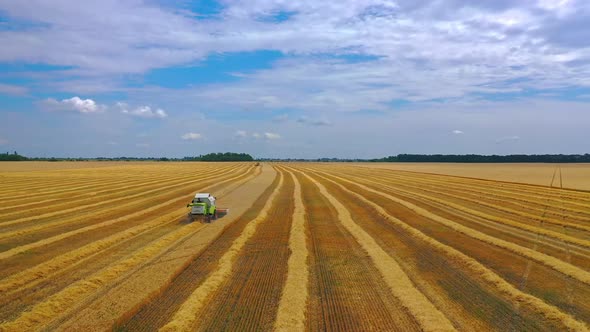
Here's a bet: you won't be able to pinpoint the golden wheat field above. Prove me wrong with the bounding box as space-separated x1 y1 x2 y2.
360 163 590 191
1 162 590 331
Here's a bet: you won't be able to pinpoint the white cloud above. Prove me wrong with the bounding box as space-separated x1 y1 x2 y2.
119 103 167 119
181 132 202 140
452 130 464 134
1 0 589 98
43 96 106 113
264 132 281 140
235 130 282 141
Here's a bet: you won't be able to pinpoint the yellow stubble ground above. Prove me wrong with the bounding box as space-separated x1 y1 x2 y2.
357 163 590 191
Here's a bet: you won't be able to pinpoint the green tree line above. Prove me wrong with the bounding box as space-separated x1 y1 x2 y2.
183 152 254 162
0 152 27 161
372 154 590 163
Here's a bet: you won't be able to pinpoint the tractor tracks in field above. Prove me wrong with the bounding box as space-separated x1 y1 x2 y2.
319 169 590 281
299 166 589 331
336 171 590 248
0 164 263 330
291 167 453 332
0 165 253 265
0 168 216 217
190 169 294 331
157 171 286 331
0 165 256 292
273 168 309 332
116 168 282 332
0 165 234 230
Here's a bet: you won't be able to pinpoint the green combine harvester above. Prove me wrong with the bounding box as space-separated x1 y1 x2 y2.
186 193 228 223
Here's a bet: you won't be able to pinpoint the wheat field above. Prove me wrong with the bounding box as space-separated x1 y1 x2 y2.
1 162 589 331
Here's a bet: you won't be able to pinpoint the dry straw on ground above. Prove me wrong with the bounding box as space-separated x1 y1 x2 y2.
159 171 285 332
273 169 309 332
309 169 589 331
297 169 457 332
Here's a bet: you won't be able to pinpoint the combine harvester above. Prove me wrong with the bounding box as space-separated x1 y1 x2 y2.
186 193 229 223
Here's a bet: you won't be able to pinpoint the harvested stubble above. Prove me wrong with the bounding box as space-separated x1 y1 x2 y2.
0 163 252 327
356 175 590 245
295 168 456 332
296 170 421 331
117 166 278 332
0 165 251 261
193 168 294 331
366 170 590 221
312 169 590 287
0 165 260 294
362 171 590 230
273 169 309 332
0 164 235 229
159 171 286 332
0 221 206 331
2 162 590 331
0 164 256 295
300 166 589 331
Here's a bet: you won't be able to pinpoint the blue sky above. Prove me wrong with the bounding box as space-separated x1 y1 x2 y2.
0 0 589 158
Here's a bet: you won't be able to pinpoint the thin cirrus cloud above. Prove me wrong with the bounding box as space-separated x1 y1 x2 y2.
264 132 281 140
234 130 281 140
181 132 202 140
42 96 106 113
118 103 168 119
297 116 332 126
0 83 28 96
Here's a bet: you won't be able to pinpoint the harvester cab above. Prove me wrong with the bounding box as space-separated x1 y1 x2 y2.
187 193 217 222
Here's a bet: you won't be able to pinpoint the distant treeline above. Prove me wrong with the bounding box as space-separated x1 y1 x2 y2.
183 152 254 162
0 152 27 161
0 152 254 162
3 152 590 163
372 154 590 163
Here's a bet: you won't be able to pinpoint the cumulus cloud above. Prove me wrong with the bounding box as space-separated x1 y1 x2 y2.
452 130 464 134
235 130 282 141
264 132 281 140
118 103 167 119
2 0 589 99
496 135 521 144
43 96 106 113
181 132 202 140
